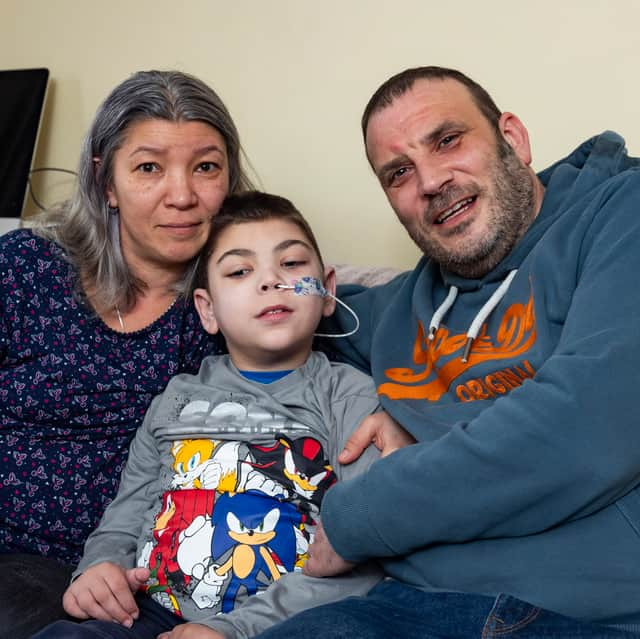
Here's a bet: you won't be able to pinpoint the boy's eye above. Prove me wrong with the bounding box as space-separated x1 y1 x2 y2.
282 260 307 269
227 268 250 278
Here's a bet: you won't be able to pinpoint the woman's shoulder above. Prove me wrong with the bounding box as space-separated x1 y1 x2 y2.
0 227 65 264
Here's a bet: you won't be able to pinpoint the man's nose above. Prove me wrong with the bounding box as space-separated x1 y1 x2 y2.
416 159 454 196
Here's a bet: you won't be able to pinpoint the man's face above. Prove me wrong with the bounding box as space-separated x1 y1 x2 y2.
365 78 539 278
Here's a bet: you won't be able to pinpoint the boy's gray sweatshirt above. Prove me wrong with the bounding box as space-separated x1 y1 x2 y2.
76 352 382 638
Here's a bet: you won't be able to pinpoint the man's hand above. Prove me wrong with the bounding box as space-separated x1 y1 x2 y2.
63 562 150 627
303 520 355 578
157 623 226 639
339 410 415 465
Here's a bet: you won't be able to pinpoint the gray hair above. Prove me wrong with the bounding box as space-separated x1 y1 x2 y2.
35 70 253 312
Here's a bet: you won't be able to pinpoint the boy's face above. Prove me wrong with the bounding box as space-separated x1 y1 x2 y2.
194 218 336 371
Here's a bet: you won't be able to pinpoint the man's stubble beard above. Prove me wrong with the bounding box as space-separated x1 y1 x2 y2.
405 137 537 279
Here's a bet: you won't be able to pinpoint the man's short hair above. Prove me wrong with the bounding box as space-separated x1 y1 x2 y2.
361 66 502 141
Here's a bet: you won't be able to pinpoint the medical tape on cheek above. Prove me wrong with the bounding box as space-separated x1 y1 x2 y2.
275 277 360 338
276 276 327 297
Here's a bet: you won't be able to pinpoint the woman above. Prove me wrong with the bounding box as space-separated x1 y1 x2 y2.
0 70 252 638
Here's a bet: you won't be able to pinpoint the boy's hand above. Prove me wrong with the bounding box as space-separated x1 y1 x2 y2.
303 520 354 578
63 562 150 627
338 410 415 464
157 623 226 639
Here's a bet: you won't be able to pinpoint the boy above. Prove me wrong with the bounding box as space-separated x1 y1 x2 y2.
35 192 384 639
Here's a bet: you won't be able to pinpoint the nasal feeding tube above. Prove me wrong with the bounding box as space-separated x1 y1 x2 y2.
275 277 360 338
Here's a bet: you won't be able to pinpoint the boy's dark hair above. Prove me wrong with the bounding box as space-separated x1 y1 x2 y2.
361 66 502 144
193 191 325 289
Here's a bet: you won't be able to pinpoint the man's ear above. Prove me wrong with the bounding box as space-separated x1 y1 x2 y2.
498 112 532 166
322 266 337 317
193 288 219 334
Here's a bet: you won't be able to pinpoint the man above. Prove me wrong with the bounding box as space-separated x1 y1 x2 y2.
253 66 640 638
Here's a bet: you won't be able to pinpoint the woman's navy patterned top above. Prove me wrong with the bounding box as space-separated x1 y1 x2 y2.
0 229 223 565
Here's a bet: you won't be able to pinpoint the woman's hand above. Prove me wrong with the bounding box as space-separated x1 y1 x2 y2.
157 623 226 639
338 410 415 465
63 562 150 627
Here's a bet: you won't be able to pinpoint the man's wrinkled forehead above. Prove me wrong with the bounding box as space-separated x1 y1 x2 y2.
364 78 481 167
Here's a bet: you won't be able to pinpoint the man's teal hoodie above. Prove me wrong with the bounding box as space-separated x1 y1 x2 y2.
324 132 640 628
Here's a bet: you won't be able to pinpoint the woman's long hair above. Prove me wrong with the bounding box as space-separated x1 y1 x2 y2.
34 70 254 312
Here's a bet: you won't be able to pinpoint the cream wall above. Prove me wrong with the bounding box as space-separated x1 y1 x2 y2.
2 0 639 268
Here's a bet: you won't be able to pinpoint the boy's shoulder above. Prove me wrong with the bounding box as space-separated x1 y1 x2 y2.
304 351 377 396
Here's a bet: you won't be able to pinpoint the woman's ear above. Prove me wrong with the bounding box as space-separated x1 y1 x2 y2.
105 186 118 209
322 266 337 317
193 288 219 334
498 112 532 166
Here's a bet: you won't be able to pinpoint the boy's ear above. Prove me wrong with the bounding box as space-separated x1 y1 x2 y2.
193 287 219 334
322 266 337 317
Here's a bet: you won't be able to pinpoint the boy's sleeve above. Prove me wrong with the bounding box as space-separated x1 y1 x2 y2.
327 362 382 481
73 396 163 576
196 564 383 639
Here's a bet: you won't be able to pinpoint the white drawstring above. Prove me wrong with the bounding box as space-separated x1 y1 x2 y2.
428 269 518 363
428 285 458 340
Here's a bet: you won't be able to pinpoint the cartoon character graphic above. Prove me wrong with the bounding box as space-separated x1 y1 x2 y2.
205 490 306 612
250 435 336 506
171 439 253 492
140 489 215 615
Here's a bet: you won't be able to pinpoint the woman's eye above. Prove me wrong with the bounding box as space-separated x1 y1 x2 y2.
197 161 220 173
137 162 158 173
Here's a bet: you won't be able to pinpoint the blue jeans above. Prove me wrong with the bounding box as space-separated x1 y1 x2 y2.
0 553 73 639
254 580 639 639
31 594 183 639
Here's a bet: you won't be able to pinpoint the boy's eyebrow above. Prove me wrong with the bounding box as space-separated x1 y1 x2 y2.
215 239 313 265
216 248 253 265
274 239 313 253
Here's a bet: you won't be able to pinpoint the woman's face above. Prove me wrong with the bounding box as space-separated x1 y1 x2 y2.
106 118 230 279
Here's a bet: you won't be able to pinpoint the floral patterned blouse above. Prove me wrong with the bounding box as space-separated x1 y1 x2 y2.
0 229 223 565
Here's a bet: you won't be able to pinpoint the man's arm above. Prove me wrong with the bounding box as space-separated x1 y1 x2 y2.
321 176 640 563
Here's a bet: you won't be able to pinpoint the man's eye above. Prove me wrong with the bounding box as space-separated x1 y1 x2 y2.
438 134 459 149
387 166 410 187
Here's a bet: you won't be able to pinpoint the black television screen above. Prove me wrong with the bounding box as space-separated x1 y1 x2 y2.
0 68 49 218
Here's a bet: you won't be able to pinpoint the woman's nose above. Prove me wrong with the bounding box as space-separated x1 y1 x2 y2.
164 171 197 208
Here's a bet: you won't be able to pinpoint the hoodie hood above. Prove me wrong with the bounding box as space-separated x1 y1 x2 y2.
439 131 637 291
